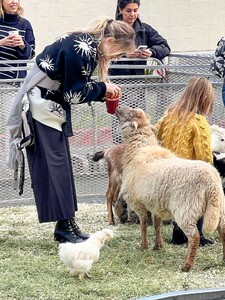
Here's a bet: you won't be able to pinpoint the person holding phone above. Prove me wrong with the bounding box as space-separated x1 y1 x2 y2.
109 0 171 144
109 0 171 76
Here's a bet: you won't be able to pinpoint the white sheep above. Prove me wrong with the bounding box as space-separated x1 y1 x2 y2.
116 106 225 272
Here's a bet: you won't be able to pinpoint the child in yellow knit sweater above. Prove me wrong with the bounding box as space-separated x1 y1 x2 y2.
157 76 215 246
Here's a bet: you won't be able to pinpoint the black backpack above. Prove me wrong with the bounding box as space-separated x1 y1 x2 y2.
210 37 225 78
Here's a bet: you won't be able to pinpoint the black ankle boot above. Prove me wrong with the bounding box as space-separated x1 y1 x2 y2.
70 218 90 240
171 222 188 245
54 219 84 243
200 236 214 246
197 217 214 246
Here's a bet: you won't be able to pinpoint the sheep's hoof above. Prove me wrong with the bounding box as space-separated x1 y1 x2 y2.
120 221 127 224
153 243 164 250
141 244 148 251
108 218 115 225
181 264 192 272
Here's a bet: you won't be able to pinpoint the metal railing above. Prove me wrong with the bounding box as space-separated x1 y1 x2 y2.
135 287 225 300
0 53 224 205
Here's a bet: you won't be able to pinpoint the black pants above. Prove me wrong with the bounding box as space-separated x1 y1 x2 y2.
26 119 77 223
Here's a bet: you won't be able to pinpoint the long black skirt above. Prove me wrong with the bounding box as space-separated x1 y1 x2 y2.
26 119 78 223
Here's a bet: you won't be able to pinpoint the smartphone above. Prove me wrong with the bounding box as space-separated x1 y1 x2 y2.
138 45 148 50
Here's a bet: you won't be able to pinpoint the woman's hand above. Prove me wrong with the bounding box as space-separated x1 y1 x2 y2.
11 34 25 49
126 49 141 58
0 35 14 47
0 35 25 49
139 48 152 59
105 83 122 99
126 48 152 59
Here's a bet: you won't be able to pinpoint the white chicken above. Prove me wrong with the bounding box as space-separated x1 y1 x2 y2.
58 228 114 280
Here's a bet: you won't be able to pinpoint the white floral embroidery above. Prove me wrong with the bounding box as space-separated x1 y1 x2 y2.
55 33 70 42
39 55 54 71
81 63 92 77
73 34 96 58
48 102 65 118
64 90 82 104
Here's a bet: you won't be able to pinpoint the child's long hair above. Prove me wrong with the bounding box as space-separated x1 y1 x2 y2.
73 16 135 81
165 76 215 124
0 0 24 18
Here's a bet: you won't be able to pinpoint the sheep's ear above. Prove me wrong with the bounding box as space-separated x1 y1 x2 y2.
131 121 138 130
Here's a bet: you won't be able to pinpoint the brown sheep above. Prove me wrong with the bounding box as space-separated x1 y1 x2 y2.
92 144 127 225
115 105 225 272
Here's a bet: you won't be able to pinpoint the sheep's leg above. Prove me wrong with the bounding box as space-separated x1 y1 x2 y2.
140 213 148 251
106 185 115 225
181 228 200 272
218 218 225 261
129 203 148 250
127 205 134 222
114 195 128 224
134 208 148 250
153 214 164 250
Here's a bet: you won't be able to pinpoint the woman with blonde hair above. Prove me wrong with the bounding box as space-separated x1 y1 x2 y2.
0 0 35 79
7 16 135 244
157 76 215 246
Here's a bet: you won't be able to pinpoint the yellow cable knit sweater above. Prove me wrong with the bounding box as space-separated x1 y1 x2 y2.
156 113 213 164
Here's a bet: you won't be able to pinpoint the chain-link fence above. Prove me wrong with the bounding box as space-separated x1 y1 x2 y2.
0 54 224 205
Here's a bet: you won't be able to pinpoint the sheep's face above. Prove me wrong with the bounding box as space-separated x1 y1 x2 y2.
211 124 225 153
115 106 151 139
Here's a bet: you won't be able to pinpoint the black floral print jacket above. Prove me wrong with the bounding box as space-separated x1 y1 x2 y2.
35 32 106 135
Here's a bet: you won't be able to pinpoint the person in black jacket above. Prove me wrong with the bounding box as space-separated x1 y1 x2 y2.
109 0 171 76
7 16 135 244
109 0 171 144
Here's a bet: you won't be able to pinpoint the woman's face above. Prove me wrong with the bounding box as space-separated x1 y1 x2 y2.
2 0 19 14
119 3 139 26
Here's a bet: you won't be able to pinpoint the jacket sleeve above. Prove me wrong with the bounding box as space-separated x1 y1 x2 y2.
193 116 213 164
16 19 35 59
144 24 171 60
36 34 106 104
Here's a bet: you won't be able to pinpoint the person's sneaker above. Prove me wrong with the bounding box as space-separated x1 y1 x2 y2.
200 236 214 246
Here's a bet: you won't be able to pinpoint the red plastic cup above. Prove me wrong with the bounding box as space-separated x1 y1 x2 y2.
105 98 119 114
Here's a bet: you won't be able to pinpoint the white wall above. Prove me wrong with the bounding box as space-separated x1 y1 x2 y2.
21 0 225 55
